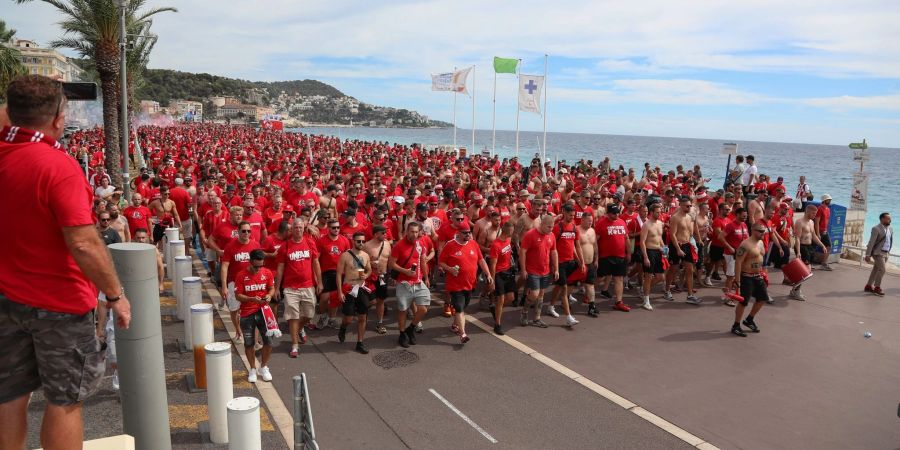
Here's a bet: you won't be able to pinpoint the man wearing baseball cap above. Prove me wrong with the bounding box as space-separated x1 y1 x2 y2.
438 222 492 344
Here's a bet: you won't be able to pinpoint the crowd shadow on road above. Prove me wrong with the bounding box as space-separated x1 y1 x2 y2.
658 329 734 342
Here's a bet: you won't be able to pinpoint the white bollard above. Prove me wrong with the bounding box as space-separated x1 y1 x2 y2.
165 227 180 244
163 227 179 273
205 342 233 444
174 256 192 320
190 302 213 389
183 276 202 350
227 397 261 450
167 240 184 282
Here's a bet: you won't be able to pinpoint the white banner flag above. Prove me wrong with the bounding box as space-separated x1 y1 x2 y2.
518 74 544 114
432 67 472 95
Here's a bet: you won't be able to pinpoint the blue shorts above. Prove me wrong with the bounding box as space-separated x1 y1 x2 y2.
526 273 552 291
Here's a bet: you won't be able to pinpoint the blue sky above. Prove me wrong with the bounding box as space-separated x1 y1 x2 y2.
7 0 900 147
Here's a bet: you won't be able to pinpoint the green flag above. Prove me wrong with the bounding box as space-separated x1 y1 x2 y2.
493 57 518 74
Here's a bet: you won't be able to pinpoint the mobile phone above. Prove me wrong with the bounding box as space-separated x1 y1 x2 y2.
62 82 98 101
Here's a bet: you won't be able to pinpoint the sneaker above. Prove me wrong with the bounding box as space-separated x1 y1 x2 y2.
442 304 452 317
686 296 701 305
355 342 369 354
873 287 885 297
711 272 722 281
299 328 308 345
547 305 560 318
566 315 579 327
289 348 299 358
613 301 631 312
587 303 599 317
671 285 682 293
376 322 387 335
111 372 119 391
819 264 833 271
450 323 460 335
460 334 470 344
766 295 775 304
248 368 258 383
864 285 873 293
415 322 424 333
259 366 273 382
664 291 674 301
600 290 612 299
493 324 505 335
789 290 806 301
568 295 578 304
725 299 736 307
399 332 409 348
338 324 347 343
315 314 328 330
641 301 653 311
741 318 760 333
328 318 340 329
520 311 529 326
702 278 714 287
405 325 417 345
530 319 549 328
731 325 747 337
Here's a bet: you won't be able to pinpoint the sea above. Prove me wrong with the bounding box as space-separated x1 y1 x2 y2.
294 126 896 243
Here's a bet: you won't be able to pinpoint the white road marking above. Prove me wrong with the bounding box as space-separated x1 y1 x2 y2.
429 388 498 444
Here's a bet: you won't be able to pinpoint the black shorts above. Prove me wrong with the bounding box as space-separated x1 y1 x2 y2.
668 243 697 265
341 289 371 316
598 257 627 277
800 244 815 264
556 260 579 286
584 263 598 284
643 249 665 274
494 270 517 296
0 294 105 406
152 223 167 244
770 244 790 269
695 244 706 268
739 274 769 304
322 270 338 293
240 309 271 348
709 245 725 262
631 248 644 265
373 277 389 300
820 233 830 252
449 290 472 312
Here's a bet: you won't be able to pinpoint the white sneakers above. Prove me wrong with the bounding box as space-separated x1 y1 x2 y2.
547 305 560 318
249 366 273 383
641 297 653 311
566 315 579 327
111 372 120 391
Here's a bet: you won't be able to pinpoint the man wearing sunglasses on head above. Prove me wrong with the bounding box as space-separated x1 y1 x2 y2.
335 232 374 354
221 222 262 342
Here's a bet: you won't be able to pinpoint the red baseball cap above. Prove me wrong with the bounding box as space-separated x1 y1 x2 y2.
457 222 471 232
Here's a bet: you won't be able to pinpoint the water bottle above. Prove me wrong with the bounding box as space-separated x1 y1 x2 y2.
661 246 669 258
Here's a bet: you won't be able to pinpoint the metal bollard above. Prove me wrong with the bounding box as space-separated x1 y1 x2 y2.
182 276 202 350
167 240 184 282
190 303 214 389
108 243 172 450
205 342 234 444
227 397 261 450
174 255 192 320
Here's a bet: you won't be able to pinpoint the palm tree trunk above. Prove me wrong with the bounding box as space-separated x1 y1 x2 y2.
99 69 122 189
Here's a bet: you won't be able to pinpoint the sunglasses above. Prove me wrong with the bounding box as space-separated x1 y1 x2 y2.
354 240 365 244
100 218 110 222
330 226 340 230
239 229 252 234
454 218 464 221
517 208 526 211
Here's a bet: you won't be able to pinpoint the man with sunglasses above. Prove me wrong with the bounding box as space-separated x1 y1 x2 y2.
148 185 182 246
97 212 122 246
316 219 352 330
335 232 373 354
440 222 492 343
731 224 769 336
221 221 262 342
234 249 275 382
275 217 322 358
364 225 393 334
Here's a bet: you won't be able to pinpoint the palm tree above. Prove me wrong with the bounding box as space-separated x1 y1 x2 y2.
14 0 175 188
0 20 27 101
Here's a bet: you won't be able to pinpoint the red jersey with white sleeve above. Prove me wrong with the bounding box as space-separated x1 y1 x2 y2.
234 267 274 317
0 126 97 314
553 221 580 262
520 228 556 275
316 234 351 272
391 238 424 283
489 237 514 273
222 239 261 284
277 237 319 289
724 220 748 255
123 205 153 234
595 216 628 258
439 239 483 292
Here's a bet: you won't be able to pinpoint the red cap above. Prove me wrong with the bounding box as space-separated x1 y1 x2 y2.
283 204 295 212
457 221 471 232
429 195 439 202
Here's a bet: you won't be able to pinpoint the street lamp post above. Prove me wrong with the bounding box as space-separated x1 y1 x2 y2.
119 0 130 199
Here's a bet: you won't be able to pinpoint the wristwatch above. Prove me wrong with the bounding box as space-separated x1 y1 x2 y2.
106 288 124 303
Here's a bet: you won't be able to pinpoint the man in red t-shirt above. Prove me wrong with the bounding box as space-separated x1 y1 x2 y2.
389 222 430 348
488 221 516 334
439 222 492 344
168 180 193 253
316 219 352 329
595 204 632 312
723 207 749 301
548 204 584 327
518 216 558 328
705 203 732 286
234 249 275 383
275 217 322 358
0 75 131 449
124 193 153 238
221 221 262 340
815 194 833 270
208 205 243 286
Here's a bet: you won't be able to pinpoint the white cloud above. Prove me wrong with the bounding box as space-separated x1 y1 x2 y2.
553 79 768 106
802 94 900 111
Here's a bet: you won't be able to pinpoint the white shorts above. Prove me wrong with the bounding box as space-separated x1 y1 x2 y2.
205 247 219 262
181 218 194 240
725 255 736 277
226 281 240 312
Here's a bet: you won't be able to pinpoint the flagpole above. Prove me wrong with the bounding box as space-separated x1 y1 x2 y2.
515 59 521 159
471 64 476 155
491 66 497 157
453 66 458 149
542 54 548 169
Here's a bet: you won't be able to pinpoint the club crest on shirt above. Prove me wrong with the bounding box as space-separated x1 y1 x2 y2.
330 245 340 255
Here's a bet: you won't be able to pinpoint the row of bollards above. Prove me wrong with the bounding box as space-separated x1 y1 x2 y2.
109 228 263 450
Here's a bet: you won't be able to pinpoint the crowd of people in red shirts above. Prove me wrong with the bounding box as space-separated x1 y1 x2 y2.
71 122 835 373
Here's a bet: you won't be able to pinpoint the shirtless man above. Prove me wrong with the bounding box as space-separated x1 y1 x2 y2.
640 203 666 311
335 232 372 354
791 204 828 301
747 190 767 226
578 213 600 317
148 186 182 248
107 204 131 242
319 184 339 219
731 224 769 336
364 225 392 335
667 196 702 304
